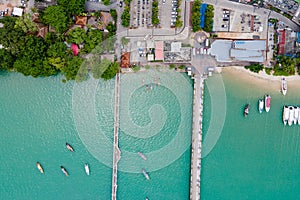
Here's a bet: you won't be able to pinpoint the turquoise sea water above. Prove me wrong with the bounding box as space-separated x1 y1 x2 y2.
0 70 193 200
201 71 300 200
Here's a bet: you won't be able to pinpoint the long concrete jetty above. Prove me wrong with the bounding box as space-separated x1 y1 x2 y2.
190 74 205 200
112 73 121 200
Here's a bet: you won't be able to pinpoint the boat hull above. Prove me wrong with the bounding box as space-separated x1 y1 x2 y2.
288 106 294 126
85 164 90 176
265 95 271 112
258 100 264 114
281 78 287 96
61 166 69 177
36 162 44 174
66 143 74 152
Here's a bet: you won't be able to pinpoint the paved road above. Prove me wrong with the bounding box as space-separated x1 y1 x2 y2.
203 0 300 31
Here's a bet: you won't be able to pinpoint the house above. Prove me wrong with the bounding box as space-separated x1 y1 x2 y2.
36 24 49 38
99 12 114 30
75 16 87 26
121 52 130 68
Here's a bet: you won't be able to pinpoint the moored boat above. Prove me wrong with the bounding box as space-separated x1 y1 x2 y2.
36 162 44 174
258 99 264 114
283 106 289 125
265 95 271 112
281 77 287 96
244 104 250 117
66 143 74 152
84 164 90 176
288 106 294 126
138 152 147 160
294 106 299 124
61 166 69 177
142 169 150 180
298 107 300 125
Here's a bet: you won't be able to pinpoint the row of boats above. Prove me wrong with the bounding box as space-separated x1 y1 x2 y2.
282 106 300 126
244 95 271 117
36 143 90 176
138 151 150 180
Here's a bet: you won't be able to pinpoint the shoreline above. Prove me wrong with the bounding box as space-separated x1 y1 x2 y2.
220 66 300 92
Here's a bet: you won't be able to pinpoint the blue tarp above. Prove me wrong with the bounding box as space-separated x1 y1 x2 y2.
297 32 300 43
200 4 207 28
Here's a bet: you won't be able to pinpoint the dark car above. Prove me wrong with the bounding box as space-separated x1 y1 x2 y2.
119 1 123 7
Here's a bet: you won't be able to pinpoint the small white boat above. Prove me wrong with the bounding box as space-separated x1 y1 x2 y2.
66 143 74 152
84 164 90 176
36 162 44 174
258 99 264 114
281 77 287 96
288 106 294 126
283 106 289 125
61 166 69 177
142 169 150 180
138 152 147 160
265 95 271 112
244 104 250 117
294 106 299 124
298 107 300 125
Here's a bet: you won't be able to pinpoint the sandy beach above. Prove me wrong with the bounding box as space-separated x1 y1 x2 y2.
221 66 300 92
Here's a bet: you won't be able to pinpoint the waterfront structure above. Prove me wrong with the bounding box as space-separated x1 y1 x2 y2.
210 40 266 63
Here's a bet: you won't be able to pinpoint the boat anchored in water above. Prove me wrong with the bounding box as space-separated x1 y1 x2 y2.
85 164 90 176
288 106 294 126
66 142 74 152
265 95 271 112
142 169 150 180
61 166 69 177
138 152 147 160
258 99 264 114
294 106 299 125
298 107 300 125
36 162 44 174
283 106 289 125
281 77 287 96
244 104 250 117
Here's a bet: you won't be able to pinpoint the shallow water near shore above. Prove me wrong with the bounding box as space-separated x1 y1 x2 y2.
0 71 192 200
201 70 300 199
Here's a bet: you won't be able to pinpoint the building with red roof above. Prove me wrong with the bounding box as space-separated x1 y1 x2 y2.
155 41 164 61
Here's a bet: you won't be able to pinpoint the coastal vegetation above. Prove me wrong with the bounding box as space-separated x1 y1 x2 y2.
245 64 264 73
152 0 160 26
0 0 119 81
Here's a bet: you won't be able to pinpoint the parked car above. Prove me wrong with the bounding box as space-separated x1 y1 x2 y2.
119 1 123 7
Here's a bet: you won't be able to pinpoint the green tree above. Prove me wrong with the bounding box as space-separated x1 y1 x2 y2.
47 42 68 57
61 56 84 80
110 9 117 22
57 0 86 15
42 6 69 33
101 61 119 80
14 13 38 33
103 0 110 6
66 27 86 44
121 37 130 45
0 49 14 70
106 22 116 36
121 6 130 27
0 17 26 55
83 29 103 53
192 0 201 32
203 5 214 32
92 58 111 79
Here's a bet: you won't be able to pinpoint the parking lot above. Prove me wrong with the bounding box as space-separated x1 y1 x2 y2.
131 0 152 28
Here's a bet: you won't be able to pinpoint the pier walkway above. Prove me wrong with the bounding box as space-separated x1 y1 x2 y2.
190 74 205 200
112 73 121 200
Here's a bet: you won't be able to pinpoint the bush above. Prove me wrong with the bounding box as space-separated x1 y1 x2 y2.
245 64 264 73
169 64 175 69
132 65 140 72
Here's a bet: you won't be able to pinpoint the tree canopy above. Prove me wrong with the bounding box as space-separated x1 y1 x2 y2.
192 0 201 32
57 0 86 15
42 6 69 33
